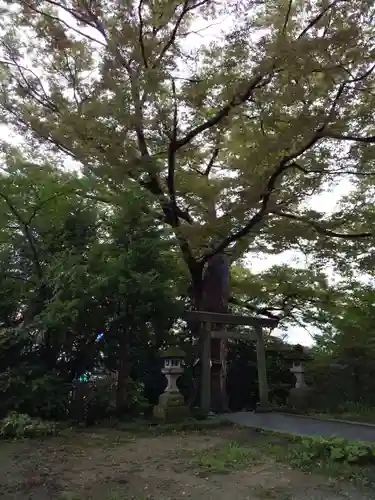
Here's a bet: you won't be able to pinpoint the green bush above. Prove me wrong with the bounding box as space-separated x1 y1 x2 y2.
122 378 149 416
288 436 375 467
0 369 71 421
0 412 58 438
71 377 116 424
70 376 149 424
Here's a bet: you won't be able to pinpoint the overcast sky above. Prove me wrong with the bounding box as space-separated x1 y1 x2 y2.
0 4 356 346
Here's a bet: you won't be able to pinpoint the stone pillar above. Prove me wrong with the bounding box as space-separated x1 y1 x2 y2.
255 326 269 411
200 322 212 414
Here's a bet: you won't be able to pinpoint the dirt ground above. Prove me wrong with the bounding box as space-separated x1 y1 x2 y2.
0 426 373 500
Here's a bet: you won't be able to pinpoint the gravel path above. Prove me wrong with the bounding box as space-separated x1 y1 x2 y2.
225 412 375 442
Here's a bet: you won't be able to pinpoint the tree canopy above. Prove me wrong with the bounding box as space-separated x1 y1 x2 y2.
0 0 374 288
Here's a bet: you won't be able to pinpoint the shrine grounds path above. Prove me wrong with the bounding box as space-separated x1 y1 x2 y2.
1 421 375 499
225 411 375 442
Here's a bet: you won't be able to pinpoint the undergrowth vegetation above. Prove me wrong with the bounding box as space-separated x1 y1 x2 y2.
189 430 375 485
0 412 58 439
287 436 375 466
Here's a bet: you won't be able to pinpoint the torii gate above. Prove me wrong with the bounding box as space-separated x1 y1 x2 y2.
184 310 278 414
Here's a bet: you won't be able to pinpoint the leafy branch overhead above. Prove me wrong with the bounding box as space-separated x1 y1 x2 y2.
0 0 374 274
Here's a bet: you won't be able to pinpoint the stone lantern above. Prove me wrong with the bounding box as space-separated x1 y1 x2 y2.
286 344 314 410
290 362 308 388
153 346 190 422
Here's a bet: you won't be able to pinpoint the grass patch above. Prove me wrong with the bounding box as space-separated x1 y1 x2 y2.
252 430 375 487
110 417 234 435
189 441 260 474
311 411 375 425
188 427 375 486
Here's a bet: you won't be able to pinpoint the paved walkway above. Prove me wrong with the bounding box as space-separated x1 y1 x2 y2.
224 412 375 443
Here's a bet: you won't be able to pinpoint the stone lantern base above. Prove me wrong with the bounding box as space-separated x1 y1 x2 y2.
153 391 190 422
287 386 315 411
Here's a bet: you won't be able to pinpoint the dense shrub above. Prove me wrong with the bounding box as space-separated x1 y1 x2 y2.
306 360 375 412
0 412 58 438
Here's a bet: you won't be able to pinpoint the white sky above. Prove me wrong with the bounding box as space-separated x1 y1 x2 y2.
0 4 357 347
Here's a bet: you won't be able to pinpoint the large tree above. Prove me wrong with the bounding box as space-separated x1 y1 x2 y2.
0 0 374 407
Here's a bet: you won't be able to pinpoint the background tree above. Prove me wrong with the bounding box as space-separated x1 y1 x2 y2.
0 156 182 417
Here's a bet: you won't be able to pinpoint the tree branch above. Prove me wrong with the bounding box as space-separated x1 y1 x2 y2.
298 0 340 39
0 47 58 113
137 0 148 68
204 144 220 177
42 0 106 41
174 73 267 150
229 296 282 321
0 101 76 157
0 192 43 280
167 78 178 221
272 210 373 239
204 129 324 261
201 70 365 262
153 0 209 67
0 272 31 283
291 162 375 177
282 0 293 35
20 1 106 47
323 133 375 143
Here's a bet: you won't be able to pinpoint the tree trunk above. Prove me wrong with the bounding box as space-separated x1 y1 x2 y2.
190 254 230 413
116 333 129 415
